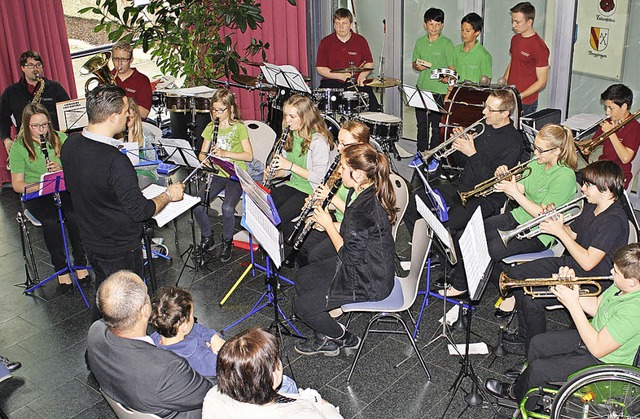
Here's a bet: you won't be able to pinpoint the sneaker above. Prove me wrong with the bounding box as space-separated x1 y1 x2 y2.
336 330 361 355
294 332 340 357
200 234 215 252
219 238 233 262
0 355 21 372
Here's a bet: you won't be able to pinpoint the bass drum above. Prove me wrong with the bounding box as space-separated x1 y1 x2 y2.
323 114 340 144
440 83 521 141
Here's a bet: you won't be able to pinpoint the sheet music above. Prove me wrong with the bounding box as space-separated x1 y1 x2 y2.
176 86 216 96
459 207 491 301
400 84 443 112
236 164 278 224
260 63 311 94
243 196 283 267
562 113 604 131
142 184 200 227
157 138 200 168
416 196 451 252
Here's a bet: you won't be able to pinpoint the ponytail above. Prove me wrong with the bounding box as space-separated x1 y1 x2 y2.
537 123 578 170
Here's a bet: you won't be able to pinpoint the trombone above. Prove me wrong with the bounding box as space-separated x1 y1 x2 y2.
458 158 534 206
499 272 612 299
419 116 486 162
498 195 585 246
576 109 640 156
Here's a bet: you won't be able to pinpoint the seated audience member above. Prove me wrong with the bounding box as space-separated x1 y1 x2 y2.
87 271 211 418
505 160 629 350
486 243 640 406
202 327 342 418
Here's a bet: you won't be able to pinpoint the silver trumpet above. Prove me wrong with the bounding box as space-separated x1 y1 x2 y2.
419 116 486 161
498 195 585 246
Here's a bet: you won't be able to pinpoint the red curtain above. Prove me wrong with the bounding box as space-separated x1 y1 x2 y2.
0 0 77 183
221 0 308 121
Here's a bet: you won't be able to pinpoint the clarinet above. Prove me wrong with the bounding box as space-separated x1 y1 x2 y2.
263 125 291 191
286 154 341 245
282 173 343 268
40 135 51 170
203 118 220 210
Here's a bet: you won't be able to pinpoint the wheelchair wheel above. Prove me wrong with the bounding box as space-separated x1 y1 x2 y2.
551 364 640 419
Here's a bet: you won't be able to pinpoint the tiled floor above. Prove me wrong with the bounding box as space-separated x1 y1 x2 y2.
0 170 575 419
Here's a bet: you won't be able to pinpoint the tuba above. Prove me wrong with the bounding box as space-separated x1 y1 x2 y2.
81 52 116 94
499 272 612 298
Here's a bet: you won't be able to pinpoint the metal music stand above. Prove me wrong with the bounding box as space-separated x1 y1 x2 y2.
22 174 92 308
260 63 311 97
221 165 302 340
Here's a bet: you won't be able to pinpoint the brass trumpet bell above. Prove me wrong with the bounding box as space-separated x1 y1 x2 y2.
499 272 611 299
81 52 116 94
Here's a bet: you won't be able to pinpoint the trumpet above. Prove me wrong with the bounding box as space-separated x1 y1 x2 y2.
499 272 612 299
458 158 534 206
419 116 486 162
577 109 640 156
498 195 585 246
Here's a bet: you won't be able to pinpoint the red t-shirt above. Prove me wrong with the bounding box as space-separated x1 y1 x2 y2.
316 31 373 78
597 118 640 189
507 33 549 105
113 68 152 112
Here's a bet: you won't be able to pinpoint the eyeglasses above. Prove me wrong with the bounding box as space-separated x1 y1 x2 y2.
24 63 43 69
113 57 132 63
485 104 506 113
533 144 557 154
29 122 50 129
212 107 228 114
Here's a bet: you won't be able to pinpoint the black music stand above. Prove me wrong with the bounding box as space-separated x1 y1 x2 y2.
23 174 92 308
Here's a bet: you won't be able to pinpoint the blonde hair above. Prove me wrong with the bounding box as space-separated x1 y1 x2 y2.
125 97 144 147
282 95 334 155
536 124 578 170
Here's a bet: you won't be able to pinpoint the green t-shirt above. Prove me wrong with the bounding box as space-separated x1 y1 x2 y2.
453 42 493 83
511 160 577 247
412 33 454 94
284 132 312 195
201 122 249 173
9 131 67 184
592 285 640 365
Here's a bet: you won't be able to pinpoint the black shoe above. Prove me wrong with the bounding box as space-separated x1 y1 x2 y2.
428 252 443 268
504 361 527 380
219 238 233 262
200 234 215 252
0 355 21 372
57 282 73 293
485 379 516 401
294 332 340 357
494 307 515 319
336 330 361 355
503 330 526 345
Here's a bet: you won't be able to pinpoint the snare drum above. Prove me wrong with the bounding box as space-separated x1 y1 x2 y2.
341 91 369 115
165 94 188 113
356 112 402 145
313 88 343 114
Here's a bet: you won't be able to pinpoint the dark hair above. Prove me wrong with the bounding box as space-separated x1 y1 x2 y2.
86 84 128 124
343 143 397 223
424 8 445 23
582 160 625 199
461 12 483 32
333 8 353 23
510 2 536 22
97 271 148 333
601 84 633 109
613 243 640 281
490 89 516 115
340 120 370 145
217 328 280 405
149 287 193 338
20 51 42 67
282 95 334 154
19 103 61 161
210 88 242 123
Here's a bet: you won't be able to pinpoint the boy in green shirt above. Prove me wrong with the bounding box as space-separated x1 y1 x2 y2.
453 13 492 84
411 8 454 152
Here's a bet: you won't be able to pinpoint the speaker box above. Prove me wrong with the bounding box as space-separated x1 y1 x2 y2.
521 108 562 130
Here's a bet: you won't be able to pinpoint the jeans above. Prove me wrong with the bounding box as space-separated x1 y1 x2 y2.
193 175 243 240
521 101 538 117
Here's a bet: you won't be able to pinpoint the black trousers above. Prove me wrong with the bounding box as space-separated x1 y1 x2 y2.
295 230 336 268
415 94 443 152
270 184 308 236
514 329 601 402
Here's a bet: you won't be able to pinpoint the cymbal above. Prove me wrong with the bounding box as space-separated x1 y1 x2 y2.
364 77 401 88
231 74 258 87
331 65 374 74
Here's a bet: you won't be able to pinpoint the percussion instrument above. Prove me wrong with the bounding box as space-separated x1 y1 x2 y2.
323 114 341 141
151 91 165 108
330 66 374 74
231 74 259 87
270 87 295 111
363 77 401 88
194 94 213 113
355 112 402 146
313 88 343 114
440 84 521 143
165 93 189 113
341 91 369 115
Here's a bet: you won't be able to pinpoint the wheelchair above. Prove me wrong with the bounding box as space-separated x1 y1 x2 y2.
518 363 640 418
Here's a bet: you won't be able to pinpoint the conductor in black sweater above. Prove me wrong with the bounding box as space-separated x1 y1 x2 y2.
61 85 185 321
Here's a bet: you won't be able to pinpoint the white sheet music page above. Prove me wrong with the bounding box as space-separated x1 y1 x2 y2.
142 184 200 227
459 207 491 300
244 196 283 267
416 195 451 252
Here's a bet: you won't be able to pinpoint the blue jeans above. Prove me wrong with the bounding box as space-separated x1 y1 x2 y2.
279 375 298 395
521 101 538 117
194 176 243 241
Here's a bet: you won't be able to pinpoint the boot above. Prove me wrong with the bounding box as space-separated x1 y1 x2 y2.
200 234 215 252
294 331 340 357
219 237 233 262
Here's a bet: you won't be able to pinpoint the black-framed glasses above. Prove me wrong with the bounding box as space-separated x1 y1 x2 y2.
212 107 228 114
29 122 50 129
484 104 506 113
533 144 557 154
113 57 132 63
24 63 43 69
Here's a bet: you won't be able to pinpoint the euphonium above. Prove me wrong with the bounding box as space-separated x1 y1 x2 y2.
419 116 486 162
499 272 612 299
81 52 117 94
458 158 534 206
263 126 291 191
577 109 640 156
497 195 585 246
